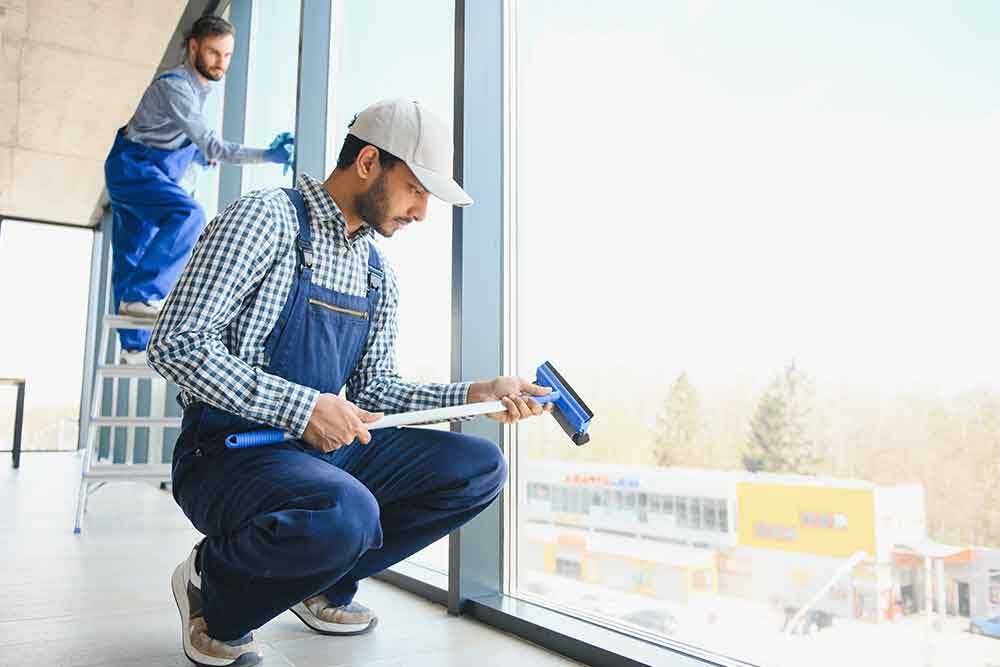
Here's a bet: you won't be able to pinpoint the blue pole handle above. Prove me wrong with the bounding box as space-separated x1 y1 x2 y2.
226 429 286 449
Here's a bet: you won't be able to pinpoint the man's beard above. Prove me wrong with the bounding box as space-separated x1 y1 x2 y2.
193 52 224 82
354 171 394 237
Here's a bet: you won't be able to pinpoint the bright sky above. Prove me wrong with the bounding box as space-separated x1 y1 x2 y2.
514 0 1000 398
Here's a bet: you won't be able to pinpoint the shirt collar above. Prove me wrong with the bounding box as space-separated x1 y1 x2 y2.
297 174 373 240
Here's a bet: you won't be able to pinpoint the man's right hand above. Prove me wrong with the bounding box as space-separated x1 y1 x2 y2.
302 394 383 453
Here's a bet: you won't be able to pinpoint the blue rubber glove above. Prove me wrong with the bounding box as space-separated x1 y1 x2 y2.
193 149 217 168
264 132 295 174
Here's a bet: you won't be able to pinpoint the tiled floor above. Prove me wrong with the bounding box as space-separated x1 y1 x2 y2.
0 452 582 667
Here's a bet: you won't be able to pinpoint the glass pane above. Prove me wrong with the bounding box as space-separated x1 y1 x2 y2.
240 0 301 194
0 221 92 451
512 2 1000 665
328 0 455 574
194 71 224 221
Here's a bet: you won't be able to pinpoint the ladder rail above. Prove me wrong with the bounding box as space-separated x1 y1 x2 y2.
75 312 177 533
125 379 138 464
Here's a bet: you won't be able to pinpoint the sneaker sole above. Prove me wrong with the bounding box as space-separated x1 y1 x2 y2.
119 308 160 319
171 562 261 667
289 604 378 636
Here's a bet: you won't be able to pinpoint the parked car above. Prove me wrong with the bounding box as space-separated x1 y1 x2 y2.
782 606 834 635
619 608 679 637
970 616 1000 638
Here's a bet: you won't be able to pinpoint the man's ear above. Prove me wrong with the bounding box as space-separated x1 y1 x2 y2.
356 145 381 180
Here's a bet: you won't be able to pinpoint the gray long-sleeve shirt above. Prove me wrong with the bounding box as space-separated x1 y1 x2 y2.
125 61 268 164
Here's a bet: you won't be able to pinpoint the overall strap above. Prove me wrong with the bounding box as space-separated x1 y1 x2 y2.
282 188 314 270
154 71 185 82
366 241 384 296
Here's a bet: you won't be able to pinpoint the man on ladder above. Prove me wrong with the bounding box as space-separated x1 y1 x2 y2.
104 15 295 365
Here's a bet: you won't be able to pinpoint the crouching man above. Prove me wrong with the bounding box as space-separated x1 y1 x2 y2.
148 99 551 666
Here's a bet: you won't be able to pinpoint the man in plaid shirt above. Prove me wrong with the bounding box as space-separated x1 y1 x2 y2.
148 99 552 667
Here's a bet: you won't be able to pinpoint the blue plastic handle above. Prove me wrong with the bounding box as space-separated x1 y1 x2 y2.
226 429 286 449
524 391 560 404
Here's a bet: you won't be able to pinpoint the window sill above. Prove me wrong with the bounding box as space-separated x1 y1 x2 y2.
376 565 744 667
462 594 742 667
373 559 448 607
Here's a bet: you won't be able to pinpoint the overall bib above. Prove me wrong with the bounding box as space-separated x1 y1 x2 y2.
104 71 206 351
170 189 507 640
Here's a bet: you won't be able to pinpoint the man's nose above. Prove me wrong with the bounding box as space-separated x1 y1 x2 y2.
411 194 429 221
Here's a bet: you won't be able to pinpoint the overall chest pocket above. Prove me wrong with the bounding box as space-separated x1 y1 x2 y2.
308 298 369 320
296 296 372 394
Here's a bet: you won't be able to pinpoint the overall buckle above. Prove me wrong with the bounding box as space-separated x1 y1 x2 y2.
367 266 384 291
296 238 314 269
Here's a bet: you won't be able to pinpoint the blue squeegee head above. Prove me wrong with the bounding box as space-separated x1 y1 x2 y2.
536 361 593 446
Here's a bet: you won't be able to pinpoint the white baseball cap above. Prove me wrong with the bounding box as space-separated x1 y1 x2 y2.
347 99 473 207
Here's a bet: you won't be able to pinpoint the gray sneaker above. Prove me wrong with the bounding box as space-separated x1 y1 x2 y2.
290 595 378 636
171 544 263 666
120 299 164 319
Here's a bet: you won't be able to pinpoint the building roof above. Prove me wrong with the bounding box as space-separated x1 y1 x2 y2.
524 460 919 492
894 539 972 561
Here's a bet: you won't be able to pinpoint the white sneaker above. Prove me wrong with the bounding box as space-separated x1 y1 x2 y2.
171 544 263 667
120 299 164 319
290 595 378 636
119 349 147 365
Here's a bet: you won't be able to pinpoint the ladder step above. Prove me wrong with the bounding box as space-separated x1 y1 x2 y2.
96 365 163 379
103 314 157 330
85 464 171 480
90 416 181 427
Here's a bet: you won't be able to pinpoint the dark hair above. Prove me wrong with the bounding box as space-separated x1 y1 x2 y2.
183 15 235 50
335 133 402 171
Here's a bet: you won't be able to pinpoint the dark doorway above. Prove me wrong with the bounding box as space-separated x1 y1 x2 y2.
958 581 970 617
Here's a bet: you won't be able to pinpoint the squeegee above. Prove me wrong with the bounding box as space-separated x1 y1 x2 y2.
225 361 593 449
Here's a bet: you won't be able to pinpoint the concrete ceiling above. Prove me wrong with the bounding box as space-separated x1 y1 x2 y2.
0 0 189 227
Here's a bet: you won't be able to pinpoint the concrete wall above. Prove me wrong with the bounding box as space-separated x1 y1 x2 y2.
0 0 187 225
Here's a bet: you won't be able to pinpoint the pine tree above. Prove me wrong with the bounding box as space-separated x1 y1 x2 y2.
743 361 821 474
653 372 700 467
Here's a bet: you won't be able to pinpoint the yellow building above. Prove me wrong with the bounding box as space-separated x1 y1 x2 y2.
727 475 924 621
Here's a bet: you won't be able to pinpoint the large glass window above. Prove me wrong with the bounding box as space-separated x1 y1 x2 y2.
0 221 92 451
194 67 225 221
328 0 456 574
240 0 301 195
511 2 1000 665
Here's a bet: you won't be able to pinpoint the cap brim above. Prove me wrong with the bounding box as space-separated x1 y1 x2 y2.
409 163 473 207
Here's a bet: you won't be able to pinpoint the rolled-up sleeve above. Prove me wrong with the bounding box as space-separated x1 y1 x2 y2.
156 78 268 165
147 196 318 437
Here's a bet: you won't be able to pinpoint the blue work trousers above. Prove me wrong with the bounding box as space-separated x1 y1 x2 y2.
171 426 507 641
104 128 205 351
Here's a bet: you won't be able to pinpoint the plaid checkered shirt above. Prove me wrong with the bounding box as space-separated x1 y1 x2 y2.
148 174 471 438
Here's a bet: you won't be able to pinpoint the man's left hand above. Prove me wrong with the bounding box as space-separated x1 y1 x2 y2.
468 376 554 425
193 149 218 168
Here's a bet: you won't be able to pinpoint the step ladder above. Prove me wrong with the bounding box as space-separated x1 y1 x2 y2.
74 314 181 533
